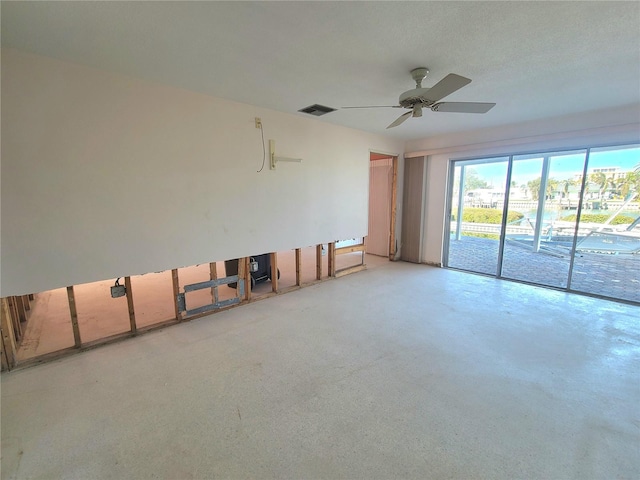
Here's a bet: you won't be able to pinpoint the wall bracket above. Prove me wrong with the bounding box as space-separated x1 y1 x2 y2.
270 140 302 170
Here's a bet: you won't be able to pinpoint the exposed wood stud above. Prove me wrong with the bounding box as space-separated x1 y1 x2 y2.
16 295 27 323
1 338 8 371
270 252 278 293
316 245 322 280
295 248 302 286
124 276 137 334
6 244 373 369
7 297 22 340
13 297 22 338
171 269 181 322
209 262 219 304
237 257 248 300
22 294 31 311
328 242 336 277
1 298 17 370
389 156 398 260
244 257 252 301
363 237 367 266
66 286 82 347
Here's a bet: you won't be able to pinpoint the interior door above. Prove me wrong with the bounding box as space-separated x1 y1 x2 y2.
367 157 393 256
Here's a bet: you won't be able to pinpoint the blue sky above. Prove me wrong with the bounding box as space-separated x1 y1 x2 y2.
468 146 639 187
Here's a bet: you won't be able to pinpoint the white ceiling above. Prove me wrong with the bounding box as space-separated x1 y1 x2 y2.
2 1 639 140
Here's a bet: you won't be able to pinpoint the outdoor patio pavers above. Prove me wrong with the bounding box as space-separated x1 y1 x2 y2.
448 236 639 303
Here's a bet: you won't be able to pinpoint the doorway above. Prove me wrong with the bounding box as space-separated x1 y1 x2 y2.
368 153 398 259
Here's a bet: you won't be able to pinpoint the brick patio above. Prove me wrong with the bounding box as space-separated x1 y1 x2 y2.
447 236 640 304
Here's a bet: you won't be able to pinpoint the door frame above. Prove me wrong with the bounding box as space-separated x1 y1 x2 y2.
369 151 399 260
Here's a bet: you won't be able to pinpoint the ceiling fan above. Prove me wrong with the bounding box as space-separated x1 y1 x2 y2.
343 67 496 129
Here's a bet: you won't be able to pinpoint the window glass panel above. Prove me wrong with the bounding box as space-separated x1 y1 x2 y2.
446 158 509 275
501 151 587 288
570 145 640 303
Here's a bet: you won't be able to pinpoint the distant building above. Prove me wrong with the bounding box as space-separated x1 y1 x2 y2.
465 189 505 208
590 166 627 180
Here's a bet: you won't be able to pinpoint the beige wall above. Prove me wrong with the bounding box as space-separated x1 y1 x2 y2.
1 49 404 296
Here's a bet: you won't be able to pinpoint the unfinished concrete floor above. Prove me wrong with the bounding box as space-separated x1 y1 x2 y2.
2 261 638 479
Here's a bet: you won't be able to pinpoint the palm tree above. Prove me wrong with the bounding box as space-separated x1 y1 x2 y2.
590 172 607 199
527 177 560 201
620 171 640 199
527 177 541 201
546 178 559 199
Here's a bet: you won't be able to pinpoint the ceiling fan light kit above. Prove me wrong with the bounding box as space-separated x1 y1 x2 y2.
343 67 496 129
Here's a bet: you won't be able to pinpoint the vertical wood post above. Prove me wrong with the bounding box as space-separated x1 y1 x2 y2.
16 295 27 323
0 337 8 371
209 262 219 304
237 257 247 300
22 294 31 311
171 269 181 322
7 297 22 340
270 252 278 293
316 245 322 280
328 242 336 277
1 298 17 370
124 276 137 334
363 237 367 265
389 156 398 260
244 257 252 301
295 248 302 286
66 286 82 347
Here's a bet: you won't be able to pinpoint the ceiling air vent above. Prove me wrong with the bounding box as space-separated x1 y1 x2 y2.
298 104 336 116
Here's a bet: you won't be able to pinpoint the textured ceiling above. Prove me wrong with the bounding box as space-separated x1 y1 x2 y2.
2 1 639 140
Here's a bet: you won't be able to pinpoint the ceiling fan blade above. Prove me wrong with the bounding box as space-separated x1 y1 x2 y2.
341 105 401 109
424 74 472 102
431 102 496 113
386 111 412 129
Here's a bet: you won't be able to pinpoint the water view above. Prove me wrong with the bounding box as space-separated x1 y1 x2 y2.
446 145 640 303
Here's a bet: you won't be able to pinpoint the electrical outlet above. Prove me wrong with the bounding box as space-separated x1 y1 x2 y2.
255 117 262 129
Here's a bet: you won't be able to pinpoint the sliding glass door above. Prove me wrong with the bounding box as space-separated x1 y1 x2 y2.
444 144 639 304
447 158 509 275
569 146 640 303
500 150 586 288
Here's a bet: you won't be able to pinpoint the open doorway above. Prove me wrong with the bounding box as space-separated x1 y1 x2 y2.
368 152 398 260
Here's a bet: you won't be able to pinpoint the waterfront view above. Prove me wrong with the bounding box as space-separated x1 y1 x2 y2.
445 145 640 303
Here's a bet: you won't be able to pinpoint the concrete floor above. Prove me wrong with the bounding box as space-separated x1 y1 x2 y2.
2 261 639 479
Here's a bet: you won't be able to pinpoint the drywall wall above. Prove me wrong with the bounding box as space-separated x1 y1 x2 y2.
1 49 403 296
405 105 640 265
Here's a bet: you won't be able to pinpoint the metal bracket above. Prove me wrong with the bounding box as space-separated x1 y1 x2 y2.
177 274 245 316
270 140 302 170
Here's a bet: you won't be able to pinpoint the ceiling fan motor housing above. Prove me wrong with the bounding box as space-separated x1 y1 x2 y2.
399 88 433 108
